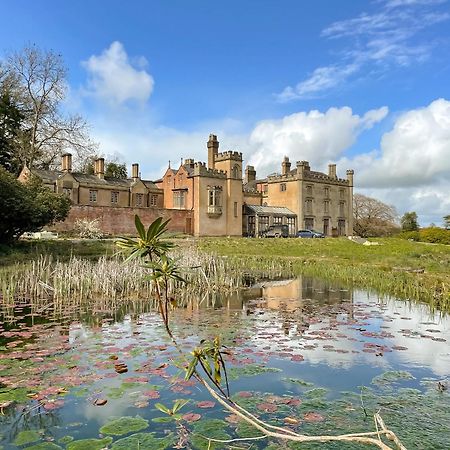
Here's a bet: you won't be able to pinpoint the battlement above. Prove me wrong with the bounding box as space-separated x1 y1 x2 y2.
193 162 227 178
215 150 243 162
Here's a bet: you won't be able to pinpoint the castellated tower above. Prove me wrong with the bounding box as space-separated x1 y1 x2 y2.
211 136 243 236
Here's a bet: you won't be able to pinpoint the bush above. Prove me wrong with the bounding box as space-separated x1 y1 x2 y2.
420 227 450 245
0 167 71 244
74 218 103 239
398 228 450 245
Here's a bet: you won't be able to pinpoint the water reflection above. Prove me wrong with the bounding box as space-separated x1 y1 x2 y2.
1 276 449 449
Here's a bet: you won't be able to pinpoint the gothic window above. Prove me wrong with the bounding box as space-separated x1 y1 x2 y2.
324 200 330 213
150 194 158 207
305 199 313 214
324 187 329 198
62 188 71 197
280 183 286 192
232 165 239 179
339 201 345 216
306 185 313 196
207 186 223 215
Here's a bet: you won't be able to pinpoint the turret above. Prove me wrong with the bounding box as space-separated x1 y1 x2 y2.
281 156 291 175
207 134 219 169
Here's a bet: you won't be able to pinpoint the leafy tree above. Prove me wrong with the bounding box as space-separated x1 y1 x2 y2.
401 211 419 231
81 157 127 179
0 167 70 243
2 45 97 170
353 193 399 237
105 161 127 179
0 74 24 174
444 215 450 229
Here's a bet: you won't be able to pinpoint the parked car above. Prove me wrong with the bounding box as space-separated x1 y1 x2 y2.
261 224 289 238
297 229 325 238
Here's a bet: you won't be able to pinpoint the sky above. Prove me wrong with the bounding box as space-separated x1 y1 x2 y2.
1 0 450 225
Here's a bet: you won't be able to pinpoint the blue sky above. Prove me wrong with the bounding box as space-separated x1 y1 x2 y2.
1 0 450 224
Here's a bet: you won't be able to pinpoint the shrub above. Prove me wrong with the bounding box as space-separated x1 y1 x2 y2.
74 218 103 239
0 167 70 244
419 227 450 245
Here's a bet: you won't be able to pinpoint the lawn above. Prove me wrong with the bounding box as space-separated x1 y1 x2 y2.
198 237 450 310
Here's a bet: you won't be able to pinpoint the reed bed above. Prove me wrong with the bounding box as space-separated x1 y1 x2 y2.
0 246 250 307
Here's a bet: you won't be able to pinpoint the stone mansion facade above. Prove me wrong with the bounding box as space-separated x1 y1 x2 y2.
19 134 354 237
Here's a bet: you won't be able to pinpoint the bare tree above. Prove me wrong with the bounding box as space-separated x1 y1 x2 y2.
4 45 97 169
353 193 399 237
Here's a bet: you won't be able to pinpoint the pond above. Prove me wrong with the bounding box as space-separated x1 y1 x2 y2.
0 276 449 449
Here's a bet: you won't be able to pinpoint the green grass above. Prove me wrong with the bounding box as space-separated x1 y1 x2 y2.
0 239 116 266
198 237 450 310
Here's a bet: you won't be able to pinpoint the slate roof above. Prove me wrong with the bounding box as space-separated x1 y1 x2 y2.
244 204 296 216
30 169 160 190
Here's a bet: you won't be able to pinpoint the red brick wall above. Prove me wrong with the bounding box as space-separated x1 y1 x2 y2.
51 205 194 235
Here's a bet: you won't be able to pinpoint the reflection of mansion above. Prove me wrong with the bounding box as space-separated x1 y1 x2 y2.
19 134 354 237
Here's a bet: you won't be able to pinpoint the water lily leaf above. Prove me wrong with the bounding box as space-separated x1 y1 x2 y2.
112 432 175 449
67 437 113 450
27 443 63 450
99 416 149 436
13 430 41 446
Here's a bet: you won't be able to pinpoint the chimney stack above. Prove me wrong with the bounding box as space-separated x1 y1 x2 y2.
132 163 139 180
328 164 337 179
281 156 291 175
94 157 105 179
207 134 219 169
61 153 72 172
296 160 309 176
245 165 256 183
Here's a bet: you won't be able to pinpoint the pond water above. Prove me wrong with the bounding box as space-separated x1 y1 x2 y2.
0 276 449 449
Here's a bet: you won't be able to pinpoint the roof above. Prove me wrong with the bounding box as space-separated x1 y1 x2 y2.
244 204 296 216
30 169 160 190
31 168 63 183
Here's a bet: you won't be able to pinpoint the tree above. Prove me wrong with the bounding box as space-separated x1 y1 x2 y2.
0 166 70 243
81 157 128 178
0 88 24 174
444 215 450 230
401 211 419 231
353 193 399 237
2 45 97 170
105 161 127 179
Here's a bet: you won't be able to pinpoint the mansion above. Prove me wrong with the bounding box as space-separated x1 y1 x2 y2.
19 134 354 237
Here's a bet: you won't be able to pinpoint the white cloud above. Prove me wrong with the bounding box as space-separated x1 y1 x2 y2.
247 106 388 175
278 64 359 101
339 98 450 223
82 41 154 106
279 1 449 100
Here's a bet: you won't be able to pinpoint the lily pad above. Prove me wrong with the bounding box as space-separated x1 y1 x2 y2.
67 437 113 450
99 416 149 436
27 443 63 450
111 432 175 449
228 364 282 380
58 436 74 444
371 370 415 385
13 430 41 446
191 419 231 449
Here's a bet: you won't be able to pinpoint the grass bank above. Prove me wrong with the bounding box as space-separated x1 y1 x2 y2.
198 237 450 311
0 239 116 266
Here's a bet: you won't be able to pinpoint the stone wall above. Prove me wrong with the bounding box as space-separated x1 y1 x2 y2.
51 205 193 235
